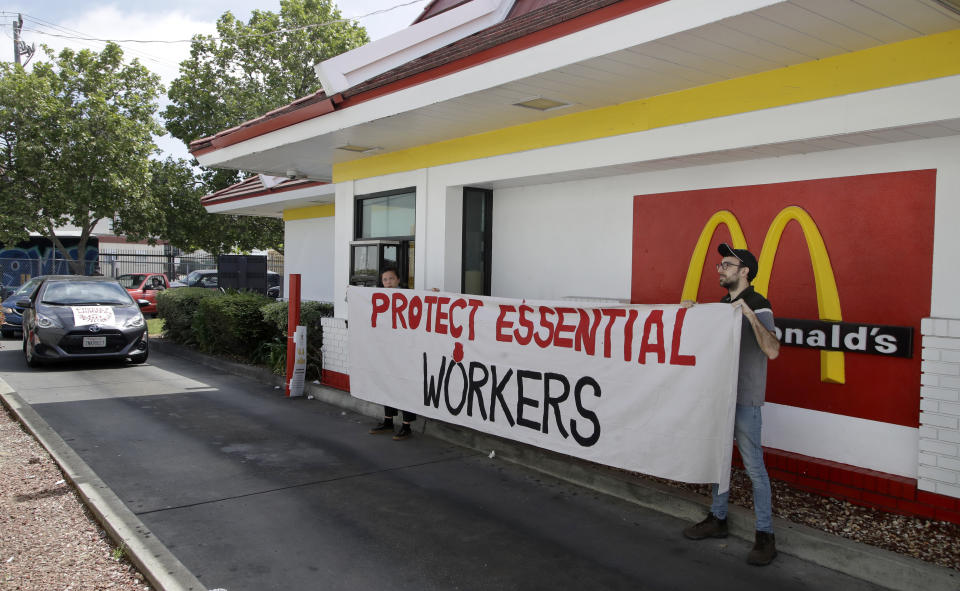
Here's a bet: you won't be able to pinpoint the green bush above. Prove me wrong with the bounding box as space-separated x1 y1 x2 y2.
156 288 220 347
259 300 334 379
158 287 333 376
195 290 275 359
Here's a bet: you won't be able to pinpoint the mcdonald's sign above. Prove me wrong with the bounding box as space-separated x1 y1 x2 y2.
631 170 936 429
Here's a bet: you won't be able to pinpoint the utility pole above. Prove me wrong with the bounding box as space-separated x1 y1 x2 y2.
12 14 21 65
12 14 35 66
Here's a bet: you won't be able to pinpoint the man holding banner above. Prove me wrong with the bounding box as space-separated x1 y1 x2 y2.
682 243 780 566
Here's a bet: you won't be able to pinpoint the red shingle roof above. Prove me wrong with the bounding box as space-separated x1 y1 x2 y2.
201 175 329 208
190 0 667 156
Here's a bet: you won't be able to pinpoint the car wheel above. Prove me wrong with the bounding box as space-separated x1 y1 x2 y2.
23 338 42 368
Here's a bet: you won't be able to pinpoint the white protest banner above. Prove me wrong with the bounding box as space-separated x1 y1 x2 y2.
289 325 307 398
71 306 116 327
348 287 742 492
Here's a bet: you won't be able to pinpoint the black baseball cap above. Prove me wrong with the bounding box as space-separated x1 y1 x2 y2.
718 243 758 281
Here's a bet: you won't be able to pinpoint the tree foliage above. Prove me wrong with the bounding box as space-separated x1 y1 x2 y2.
0 43 163 273
161 0 368 255
164 0 369 192
143 157 285 255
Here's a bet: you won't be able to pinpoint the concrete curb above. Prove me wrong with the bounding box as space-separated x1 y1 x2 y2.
0 378 207 591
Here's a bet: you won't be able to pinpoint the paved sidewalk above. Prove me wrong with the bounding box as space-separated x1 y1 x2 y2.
0 339 955 591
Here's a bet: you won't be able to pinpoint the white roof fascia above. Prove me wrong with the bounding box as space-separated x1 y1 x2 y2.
203 182 336 214
198 0 787 169
315 0 516 96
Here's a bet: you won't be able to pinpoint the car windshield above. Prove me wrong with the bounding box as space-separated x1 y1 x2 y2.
184 271 204 283
116 274 146 289
40 281 133 305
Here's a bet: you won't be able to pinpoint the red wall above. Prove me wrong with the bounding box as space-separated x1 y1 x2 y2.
631 170 936 428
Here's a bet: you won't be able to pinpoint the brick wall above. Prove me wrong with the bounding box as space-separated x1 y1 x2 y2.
320 317 350 391
919 317 960 501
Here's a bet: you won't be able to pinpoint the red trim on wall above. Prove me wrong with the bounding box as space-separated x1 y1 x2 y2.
321 369 351 392
731 446 960 525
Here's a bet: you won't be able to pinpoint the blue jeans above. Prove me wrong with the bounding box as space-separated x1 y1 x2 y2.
711 404 773 533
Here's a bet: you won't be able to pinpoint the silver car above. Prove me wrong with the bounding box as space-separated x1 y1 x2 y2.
19 276 149 367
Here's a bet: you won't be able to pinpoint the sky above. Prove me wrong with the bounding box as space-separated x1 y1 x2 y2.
0 0 431 160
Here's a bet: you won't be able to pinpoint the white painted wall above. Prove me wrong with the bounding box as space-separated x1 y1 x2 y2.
444 136 960 478
316 76 960 481
284 217 336 302
491 181 633 301
484 136 960 318
344 134 959 479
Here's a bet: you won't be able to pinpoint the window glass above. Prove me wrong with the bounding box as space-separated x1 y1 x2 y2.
116 274 145 289
41 281 132 305
359 192 415 238
13 276 43 298
383 245 398 270
353 245 378 277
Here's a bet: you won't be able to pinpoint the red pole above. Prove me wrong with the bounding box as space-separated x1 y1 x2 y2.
285 274 302 397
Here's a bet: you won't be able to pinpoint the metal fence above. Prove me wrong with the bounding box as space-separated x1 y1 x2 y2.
97 251 284 283
0 252 283 291
1 256 97 291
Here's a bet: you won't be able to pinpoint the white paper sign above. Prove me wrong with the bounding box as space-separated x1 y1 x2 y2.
348 287 742 492
289 325 307 398
71 306 116 327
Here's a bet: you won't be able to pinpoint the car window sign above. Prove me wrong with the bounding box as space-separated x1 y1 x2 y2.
72 306 116 326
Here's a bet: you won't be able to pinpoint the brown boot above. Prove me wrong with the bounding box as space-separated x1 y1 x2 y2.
747 531 777 566
369 419 395 434
682 513 728 540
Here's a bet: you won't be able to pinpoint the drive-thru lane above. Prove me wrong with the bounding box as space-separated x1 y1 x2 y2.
0 338 888 591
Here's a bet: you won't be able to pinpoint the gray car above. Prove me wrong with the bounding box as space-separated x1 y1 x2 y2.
19 276 149 367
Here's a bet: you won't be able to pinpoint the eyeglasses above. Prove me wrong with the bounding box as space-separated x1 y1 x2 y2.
716 262 743 271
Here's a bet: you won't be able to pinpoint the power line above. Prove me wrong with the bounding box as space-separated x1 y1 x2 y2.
16 15 179 70
0 1 428 46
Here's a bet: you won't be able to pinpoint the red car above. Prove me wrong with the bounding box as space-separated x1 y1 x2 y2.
116 273 169 316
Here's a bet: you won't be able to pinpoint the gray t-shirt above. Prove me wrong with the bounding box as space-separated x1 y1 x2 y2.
722 286 775 406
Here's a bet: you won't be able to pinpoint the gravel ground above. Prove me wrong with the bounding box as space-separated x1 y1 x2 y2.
1 399 958 590
0 406 152 591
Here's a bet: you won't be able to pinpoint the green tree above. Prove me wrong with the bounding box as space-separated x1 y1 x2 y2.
0 43 163 274
164 0 368 195
140 157 284 255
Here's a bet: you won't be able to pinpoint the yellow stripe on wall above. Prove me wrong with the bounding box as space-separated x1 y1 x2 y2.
283 204 335 221
333 29 960 182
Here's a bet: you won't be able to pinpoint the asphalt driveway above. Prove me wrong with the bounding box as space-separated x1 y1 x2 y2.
0 338 889 591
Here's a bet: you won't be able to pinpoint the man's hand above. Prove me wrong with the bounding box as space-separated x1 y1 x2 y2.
731 300 780 360
680 300 696 308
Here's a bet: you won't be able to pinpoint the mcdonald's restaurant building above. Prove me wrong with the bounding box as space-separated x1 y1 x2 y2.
192 0 960 523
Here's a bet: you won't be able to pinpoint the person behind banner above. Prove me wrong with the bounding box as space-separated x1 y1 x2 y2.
368 267 418 441
680 243 780 566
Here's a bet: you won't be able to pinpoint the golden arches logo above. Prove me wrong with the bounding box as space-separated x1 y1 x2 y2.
682 206 845 384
